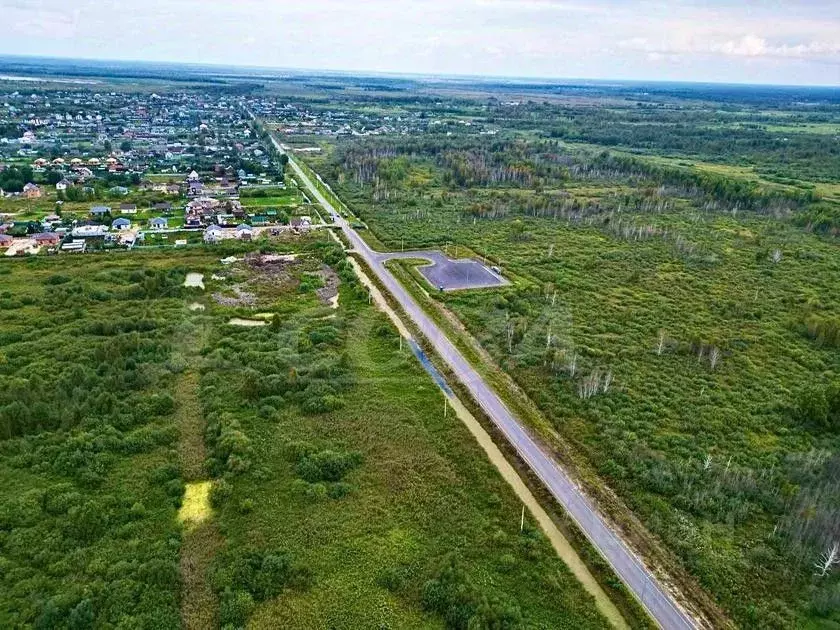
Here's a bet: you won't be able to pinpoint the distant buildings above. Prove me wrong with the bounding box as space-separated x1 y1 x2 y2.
22 183 42 199
33 232 61 246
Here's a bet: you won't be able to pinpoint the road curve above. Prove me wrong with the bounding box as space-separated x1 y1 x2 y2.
266 126 699 630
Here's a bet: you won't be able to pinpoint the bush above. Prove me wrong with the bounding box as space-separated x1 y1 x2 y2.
219 588 254 627
792 383 840 431
421 558 523 630
210 478 233 508
295 449 362 483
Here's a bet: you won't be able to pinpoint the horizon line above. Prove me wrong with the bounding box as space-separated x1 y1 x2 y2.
0 53 839 91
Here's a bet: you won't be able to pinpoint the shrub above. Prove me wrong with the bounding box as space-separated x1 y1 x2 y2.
219 588 254 627
210 478 233 508
421 558 523 630
295 449 362 483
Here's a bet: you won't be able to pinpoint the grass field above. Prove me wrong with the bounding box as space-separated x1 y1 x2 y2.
0 238 617 628
192 239 615 629
296 135 840 629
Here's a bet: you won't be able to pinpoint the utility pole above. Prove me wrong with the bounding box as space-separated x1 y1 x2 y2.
520 505 525 532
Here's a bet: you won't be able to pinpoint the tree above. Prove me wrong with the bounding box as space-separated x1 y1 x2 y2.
815 542 839 577
44 170 63 185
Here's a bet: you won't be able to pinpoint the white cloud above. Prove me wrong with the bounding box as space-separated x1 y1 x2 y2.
619 33 840 63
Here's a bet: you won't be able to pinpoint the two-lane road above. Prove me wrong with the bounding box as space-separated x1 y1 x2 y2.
267 127 699 630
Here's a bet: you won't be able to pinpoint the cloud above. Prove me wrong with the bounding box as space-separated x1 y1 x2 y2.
619 34 840 63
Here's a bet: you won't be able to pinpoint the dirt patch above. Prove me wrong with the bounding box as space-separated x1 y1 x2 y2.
179 481 212 527
184 272 204 289
176 372 206 481
316 264 341 307
188 303 205 312
212 285 257 307
228 317 267 327
181 520 222 630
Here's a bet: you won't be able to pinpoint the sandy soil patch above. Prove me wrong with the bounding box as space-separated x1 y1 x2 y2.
228 318 267 327
184 272 205 289
5 239 39 256
213 285 257 307
316 264 341 307
179 481 212 527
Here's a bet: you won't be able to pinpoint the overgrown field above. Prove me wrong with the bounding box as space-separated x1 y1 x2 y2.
196 240 611 629
0 250 216 627
0 238 612 628
298 131 840 628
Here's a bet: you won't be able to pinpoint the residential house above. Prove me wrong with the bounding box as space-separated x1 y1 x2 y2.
204 224 224 243
235 224 253 241
23 183 42 199
56 179 72 192
0 234 13 248
33 232 62 246
112 218 131 230
108 186 129 196
90 206 111 218
72 225 108 238
290 217 310 233
119 203 138 214
74 167 94 181
188 170 200 182
153 202 172 212
41 214 62 229
148 217 168 230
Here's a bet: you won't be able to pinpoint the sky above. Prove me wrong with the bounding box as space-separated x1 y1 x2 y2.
1 0 839 86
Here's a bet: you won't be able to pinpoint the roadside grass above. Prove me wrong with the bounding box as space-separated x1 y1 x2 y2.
201 250 614 629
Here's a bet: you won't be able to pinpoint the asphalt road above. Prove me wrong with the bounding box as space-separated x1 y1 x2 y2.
271 131 699 630
380 250 509 291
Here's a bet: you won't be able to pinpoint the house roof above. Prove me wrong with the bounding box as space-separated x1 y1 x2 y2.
112 218 131 226
91 206 111 214
150 217 168 224
33 232 60 241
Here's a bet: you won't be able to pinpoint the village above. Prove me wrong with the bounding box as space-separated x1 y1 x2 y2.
0 88 321 256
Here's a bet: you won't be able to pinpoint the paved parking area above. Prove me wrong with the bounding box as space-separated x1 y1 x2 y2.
380 250 508 291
